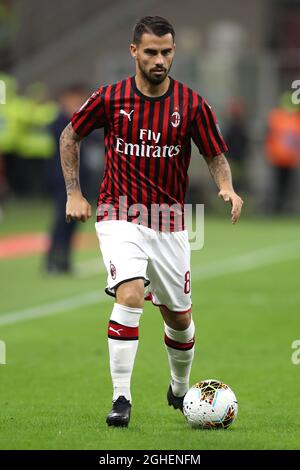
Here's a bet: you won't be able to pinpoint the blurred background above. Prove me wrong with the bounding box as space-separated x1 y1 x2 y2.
0 0 300 269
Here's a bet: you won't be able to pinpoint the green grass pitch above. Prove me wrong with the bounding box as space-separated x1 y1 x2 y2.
0 201 300 450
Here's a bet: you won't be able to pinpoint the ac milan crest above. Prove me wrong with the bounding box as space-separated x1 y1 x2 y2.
110 261 116 280
171 111 181 128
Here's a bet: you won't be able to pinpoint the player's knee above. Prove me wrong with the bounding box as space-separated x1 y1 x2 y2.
161 306 192 330
116 281 144 308
172 312 191 331
118 290 144 308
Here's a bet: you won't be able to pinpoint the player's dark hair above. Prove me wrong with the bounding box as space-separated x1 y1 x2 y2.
133 16 175 44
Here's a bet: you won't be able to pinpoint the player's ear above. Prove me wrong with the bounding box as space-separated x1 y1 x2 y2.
130 44 137 59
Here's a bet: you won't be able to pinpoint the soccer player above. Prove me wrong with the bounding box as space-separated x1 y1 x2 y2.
60 16 243 427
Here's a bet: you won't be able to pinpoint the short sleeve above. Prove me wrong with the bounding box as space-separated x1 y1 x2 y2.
71 87 106 137
191 97 228 157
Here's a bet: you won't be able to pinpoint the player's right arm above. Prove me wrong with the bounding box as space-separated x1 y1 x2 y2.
60 86 107 223
60 123 92 223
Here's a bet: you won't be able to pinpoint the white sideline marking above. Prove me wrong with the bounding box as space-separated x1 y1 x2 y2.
75 258 106 278
193 240 300 281
0 291 106 326
0 240 300 326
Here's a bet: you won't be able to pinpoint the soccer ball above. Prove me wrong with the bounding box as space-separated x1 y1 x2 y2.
183 379 238 429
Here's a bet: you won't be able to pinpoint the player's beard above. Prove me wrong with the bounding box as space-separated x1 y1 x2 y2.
138 60 173 85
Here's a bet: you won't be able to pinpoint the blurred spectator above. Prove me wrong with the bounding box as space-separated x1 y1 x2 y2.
265 91 300 213
0 74 18 217
44 84 92 274
1 75 58 196
18 82 57 159
223 98 249 193
0 73 20 155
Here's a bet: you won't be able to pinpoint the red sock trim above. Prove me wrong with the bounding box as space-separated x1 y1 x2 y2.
164 334 195 351
108 320 139 341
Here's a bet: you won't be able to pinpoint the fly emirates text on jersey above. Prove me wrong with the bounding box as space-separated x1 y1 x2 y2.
115 128 181 158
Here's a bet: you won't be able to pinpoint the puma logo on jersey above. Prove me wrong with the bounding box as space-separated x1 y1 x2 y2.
120 109 134 121
109 327 124 336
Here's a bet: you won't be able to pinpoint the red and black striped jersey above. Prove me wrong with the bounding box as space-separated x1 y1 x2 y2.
71 76 228 231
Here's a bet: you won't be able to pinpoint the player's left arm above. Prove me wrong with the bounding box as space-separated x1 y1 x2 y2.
191 97 243 224
204 153 243 224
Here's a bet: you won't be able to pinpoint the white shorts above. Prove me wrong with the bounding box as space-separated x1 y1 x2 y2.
95 220 192 313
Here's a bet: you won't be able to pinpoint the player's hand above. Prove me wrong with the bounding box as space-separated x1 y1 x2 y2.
66 191 92 223
218 189 244 224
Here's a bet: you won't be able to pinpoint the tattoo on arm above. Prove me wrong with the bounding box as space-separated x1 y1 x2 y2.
60 123 82 195
205 154 233 191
